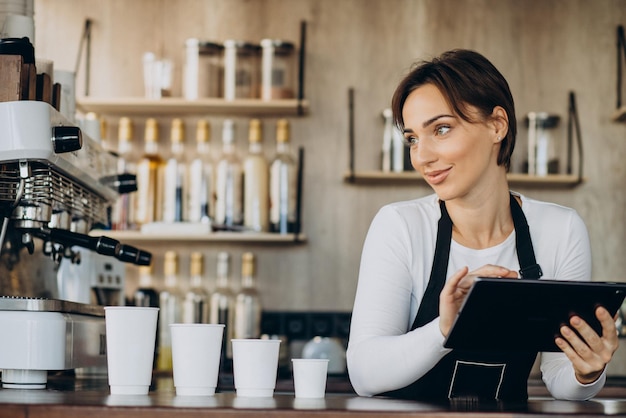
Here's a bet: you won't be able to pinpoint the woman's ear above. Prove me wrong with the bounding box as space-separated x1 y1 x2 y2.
491 106 509 143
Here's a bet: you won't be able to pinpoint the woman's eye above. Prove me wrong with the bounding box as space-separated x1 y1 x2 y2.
435 125 451 136
404 136 419 146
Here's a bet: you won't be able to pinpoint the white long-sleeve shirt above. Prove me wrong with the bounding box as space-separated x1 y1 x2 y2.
347 192 605 400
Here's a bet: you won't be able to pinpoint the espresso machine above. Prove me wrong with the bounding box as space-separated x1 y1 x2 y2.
0 99 151 389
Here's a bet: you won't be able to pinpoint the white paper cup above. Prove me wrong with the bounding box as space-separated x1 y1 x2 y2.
105 306 159 395
232 339 281 397
292 359 328 399
170 323 224 396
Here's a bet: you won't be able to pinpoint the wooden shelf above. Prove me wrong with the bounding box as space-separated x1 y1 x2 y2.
90 229 306 244
76 97 309 117
343 171 584 188
612 106 626 122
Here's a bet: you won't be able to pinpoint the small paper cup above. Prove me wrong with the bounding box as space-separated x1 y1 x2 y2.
232 339 281 397
292 359 328 399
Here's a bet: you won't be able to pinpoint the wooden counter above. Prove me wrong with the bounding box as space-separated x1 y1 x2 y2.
1 376 626 417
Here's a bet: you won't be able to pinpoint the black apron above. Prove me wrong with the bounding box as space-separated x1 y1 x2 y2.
381 194 543 402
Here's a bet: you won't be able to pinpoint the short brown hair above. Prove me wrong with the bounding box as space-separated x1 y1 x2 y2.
391 49 516 170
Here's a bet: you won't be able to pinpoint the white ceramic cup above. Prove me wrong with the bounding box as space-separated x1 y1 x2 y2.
292 359 329 399
2 14 34 41
105 306 159 395
232 339 281 397
170 323 224 396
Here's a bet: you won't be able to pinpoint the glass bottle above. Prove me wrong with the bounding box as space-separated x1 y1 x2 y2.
269 119 298 233
243 119 269 232
186 119 214 224
162 118 186 223
209 251 235 369
134 264 159 369
234 252 262 339
134 118 163 226
112 117 137 230
134 264 159 308
182 252 210 323
157 251 184 372
215 119 243 228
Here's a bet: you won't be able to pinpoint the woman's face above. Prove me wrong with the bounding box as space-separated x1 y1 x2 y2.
401 83 503 202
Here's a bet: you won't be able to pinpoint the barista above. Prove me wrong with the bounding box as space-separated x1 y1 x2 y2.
346 49 617 401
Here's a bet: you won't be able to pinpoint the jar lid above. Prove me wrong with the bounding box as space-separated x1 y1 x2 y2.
223 39 261 53
260 39 295 54
185 38 224 54
524 112 560 129
198 41 224 54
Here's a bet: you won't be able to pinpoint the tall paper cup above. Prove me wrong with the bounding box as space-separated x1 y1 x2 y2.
232 339 281 397
292 359 328 398
105 306 159 395
171 323 224 396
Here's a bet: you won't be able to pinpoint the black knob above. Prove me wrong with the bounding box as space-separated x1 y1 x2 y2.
100 173 138 194
52 126 83 153
116 244 152 266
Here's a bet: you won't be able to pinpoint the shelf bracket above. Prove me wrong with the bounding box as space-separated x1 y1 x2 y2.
347 87 355 183
566 91 584 184
294 146 305 243
297 20 307 116
74 18 93 97
617 25 626 110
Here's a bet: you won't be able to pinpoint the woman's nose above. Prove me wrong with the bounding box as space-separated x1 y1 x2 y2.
411 140 437 169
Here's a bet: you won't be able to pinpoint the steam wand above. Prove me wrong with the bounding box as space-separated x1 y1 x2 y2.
29 227 151 266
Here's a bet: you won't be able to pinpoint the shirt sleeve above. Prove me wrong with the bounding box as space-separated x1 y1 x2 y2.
347 205 451 396
535 206 604 400
541 352 606 400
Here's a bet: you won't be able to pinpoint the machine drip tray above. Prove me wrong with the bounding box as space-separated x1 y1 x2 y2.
0 297 107 389
0 296 104 316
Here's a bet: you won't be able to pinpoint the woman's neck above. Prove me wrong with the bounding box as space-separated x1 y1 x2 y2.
445 184 514 249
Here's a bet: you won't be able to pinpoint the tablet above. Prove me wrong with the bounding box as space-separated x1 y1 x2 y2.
443 277 626 352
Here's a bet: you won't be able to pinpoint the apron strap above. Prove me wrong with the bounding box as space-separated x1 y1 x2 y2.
411 199 452 329
510 194 543 279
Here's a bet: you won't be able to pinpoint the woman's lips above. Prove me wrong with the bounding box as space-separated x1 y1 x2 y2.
423 167 451 185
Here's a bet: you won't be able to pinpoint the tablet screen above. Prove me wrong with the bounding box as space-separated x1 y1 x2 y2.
443 278 626 352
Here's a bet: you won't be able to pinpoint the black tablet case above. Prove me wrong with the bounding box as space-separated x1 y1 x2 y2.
443 278 626 352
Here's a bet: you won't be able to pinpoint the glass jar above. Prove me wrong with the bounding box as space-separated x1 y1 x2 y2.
260 39 296 100
183 38 224 99
525 112 561 176
223 40 261 100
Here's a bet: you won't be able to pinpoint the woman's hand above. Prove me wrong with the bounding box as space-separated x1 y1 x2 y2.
555 306 619 384
438 265 517 337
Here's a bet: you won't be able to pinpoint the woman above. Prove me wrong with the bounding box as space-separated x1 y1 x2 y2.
346 49 618 401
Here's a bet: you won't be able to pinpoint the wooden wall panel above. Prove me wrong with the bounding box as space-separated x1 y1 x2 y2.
33 0 626 312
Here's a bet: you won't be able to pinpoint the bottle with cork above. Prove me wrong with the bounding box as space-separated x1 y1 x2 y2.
215 119 243 229
157 251 184 372
182 251 210 323
135 118 163 226
134 264 159 369
187 119 215 224
134 264 159 308
162 118 187 223
243 119 269 232
209 251 235 371
269 119 297 233
234 252 262 339
111 117 137 230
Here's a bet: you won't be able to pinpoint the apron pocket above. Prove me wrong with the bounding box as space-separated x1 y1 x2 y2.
448 360 506 400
